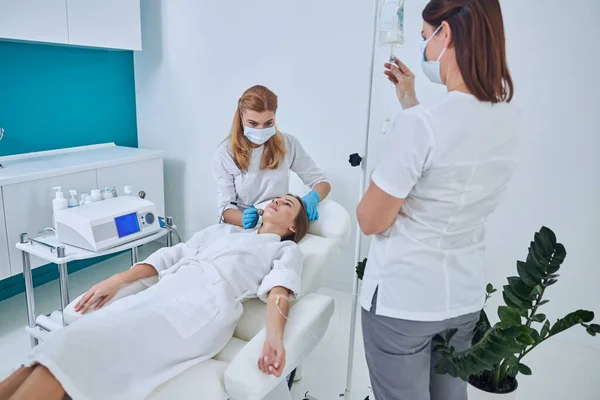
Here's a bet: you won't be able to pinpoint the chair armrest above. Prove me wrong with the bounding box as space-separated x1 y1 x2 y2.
224 293 335 400
63 279 152 325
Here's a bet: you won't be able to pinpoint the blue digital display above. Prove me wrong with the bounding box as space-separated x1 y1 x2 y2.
115 212 140 238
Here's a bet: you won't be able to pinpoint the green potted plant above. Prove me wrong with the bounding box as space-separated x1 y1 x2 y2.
432 227 599 398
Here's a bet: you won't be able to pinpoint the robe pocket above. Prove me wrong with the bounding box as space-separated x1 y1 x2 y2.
150 290 219 339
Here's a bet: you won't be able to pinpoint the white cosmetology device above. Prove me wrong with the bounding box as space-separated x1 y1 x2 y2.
55 196 160 252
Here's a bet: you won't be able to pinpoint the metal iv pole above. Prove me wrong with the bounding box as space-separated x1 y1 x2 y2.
342 0 380 398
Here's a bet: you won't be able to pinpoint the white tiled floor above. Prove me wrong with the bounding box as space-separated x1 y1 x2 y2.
1 251 598 399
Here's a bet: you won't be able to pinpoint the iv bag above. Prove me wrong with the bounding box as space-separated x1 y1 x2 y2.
379 0 405 48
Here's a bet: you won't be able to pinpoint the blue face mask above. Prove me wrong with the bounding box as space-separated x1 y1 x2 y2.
243 125 276 145
420 24 447 85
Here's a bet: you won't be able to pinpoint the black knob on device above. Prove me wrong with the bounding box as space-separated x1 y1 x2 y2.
349 153 363 167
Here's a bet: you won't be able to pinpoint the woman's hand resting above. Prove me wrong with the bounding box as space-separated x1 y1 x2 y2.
74 275 123 314
384 57 419 109
258 337 286 377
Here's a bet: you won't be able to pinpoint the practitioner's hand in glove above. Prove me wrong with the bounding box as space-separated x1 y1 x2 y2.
302 190 320 221
258 338 286 377
74 275 123 314
242 204 260 229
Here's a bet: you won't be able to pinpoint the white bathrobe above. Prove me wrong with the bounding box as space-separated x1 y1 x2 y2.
26 224 304 400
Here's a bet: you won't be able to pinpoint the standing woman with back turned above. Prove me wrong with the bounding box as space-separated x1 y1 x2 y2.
357 1 521 399
213 85 331 228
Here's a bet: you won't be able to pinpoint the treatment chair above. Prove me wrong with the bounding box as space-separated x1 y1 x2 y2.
63 199 351 400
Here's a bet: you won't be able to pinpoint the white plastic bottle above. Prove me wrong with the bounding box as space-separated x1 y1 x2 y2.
52 187 68 230
68 190 79 208
102 187 114 200
124 185 133 196
90 189 102 202
83 195 94 205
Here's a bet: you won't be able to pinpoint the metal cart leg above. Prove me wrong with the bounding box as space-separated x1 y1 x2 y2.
166 216 174 247
20 233 38 348
131 246 139 265
57 265 69 327
56 246 69 326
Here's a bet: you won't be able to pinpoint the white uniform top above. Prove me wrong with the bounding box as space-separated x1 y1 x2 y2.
361 92 522 322
212 132 328 217
140 223 304 302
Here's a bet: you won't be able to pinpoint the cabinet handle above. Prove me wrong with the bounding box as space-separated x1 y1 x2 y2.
0 127 4 141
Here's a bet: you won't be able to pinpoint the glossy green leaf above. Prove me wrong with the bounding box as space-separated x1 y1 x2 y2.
524 255 544 281
543 279 558 287
531 313 546 323
486 283 496 294
528 246 550 275
517 261 538 287
518 363 533 375
540 320 551 339
590 324 600 333
586 327 597 337
538 227 556 249
537 299 550 307
550 310 595 336
503 286 532 311
498 306 522 327
507 276 535 300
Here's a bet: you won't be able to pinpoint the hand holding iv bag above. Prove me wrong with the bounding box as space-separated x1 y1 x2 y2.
379 0 405 50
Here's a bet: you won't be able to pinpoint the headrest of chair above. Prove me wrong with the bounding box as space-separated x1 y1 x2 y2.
255 198 351 248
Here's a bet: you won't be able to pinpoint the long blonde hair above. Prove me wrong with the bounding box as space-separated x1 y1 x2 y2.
230 85 286 172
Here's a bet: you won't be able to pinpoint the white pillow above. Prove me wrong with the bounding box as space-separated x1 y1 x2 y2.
256 198 351 248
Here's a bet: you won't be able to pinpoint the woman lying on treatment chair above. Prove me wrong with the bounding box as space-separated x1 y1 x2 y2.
0 195 309 400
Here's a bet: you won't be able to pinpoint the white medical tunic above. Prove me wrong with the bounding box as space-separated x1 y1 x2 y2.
26 224 303 400
360 92 522 322
213 132 328 217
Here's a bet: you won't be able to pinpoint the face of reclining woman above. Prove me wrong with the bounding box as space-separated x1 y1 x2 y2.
261 195 306 240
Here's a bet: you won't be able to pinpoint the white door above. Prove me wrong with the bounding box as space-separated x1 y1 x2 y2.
66 0 141 50
0 189 11 279
96 159 165 217
0 0 69 44
3 171 97 275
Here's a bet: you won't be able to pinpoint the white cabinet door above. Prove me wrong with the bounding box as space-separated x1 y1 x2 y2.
0 0 69 44
0 189 11 280
3 171 97 275
96 158 165 217
66 0 141 50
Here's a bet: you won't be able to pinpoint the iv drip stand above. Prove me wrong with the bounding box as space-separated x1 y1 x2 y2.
341 0 380 398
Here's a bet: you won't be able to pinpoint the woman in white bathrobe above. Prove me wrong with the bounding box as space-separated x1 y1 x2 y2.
0 195 310 400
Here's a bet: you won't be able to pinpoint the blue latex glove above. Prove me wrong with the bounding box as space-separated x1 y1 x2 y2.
302 190 321 221
242 204 259 229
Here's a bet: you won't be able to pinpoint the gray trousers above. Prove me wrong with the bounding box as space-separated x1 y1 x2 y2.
362 292 479 400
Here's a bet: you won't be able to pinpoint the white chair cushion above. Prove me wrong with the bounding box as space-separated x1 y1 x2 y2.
147 359 228 400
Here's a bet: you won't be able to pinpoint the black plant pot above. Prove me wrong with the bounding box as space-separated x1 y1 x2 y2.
468 375 518 398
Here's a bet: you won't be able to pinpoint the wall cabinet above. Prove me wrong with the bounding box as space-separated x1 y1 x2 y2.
0 0 69 45
0 144 164 279
0 0 141 50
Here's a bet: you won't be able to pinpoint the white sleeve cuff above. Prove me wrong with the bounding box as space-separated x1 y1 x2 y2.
371 170 409 199
257 269 301 302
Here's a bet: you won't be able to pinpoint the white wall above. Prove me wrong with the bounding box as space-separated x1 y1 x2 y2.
134 0 375 290
364 0 600 351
